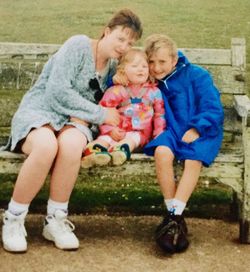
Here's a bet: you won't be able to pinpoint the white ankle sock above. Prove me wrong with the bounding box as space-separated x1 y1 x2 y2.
164 199 173 211
170 198 186 215
47 198 68 215
8 198 29 216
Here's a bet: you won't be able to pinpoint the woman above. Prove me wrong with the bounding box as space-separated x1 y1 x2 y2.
1 9 142 253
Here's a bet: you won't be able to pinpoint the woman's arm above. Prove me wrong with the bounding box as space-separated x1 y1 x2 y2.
44 35 107 125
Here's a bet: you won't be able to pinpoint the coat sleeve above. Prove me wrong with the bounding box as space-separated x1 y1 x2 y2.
44 36 106 125
152 88 167 138
187 66 224 137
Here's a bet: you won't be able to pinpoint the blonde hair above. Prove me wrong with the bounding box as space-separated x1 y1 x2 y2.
144 34 178 59
115 48 154 83
116 48 147 73
101 9 143 40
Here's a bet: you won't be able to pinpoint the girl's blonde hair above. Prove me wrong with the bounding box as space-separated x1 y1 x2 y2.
116 48 147 73
144 34 178 59
115 48 153 83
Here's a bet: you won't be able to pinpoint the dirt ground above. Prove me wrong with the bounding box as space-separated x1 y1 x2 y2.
0 214 250 272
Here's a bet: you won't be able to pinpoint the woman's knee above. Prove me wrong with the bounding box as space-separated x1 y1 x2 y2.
57 128 87 158
22 127 58 158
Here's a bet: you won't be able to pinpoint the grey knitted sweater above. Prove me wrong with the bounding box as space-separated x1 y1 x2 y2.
3 35 116 151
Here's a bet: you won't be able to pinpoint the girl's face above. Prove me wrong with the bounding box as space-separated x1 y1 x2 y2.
148 47 177 80
124 54 149 85
103 26 136 59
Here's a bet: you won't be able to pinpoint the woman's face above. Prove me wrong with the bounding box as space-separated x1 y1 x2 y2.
124 54 149 85
148 47 177 80
103 26 136 59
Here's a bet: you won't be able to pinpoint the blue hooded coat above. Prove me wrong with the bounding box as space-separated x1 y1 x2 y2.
144 52 224 167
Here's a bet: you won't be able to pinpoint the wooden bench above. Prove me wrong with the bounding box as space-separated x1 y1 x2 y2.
0 38 249 243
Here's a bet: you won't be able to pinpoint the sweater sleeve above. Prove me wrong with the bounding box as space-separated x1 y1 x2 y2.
44 35 106 125
187 66 224 137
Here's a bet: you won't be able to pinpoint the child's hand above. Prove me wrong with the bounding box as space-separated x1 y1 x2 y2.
70 117 89 127
113 71 129 86
182 128 200 143
104 108 120 126
110 127 126 141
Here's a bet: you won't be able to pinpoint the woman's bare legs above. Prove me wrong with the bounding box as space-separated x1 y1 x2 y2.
12 126 58 204
49 126 87 202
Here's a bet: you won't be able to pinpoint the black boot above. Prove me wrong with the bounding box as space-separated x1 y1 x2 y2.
155 212 189 254
175 215 189 252
155 211 179 254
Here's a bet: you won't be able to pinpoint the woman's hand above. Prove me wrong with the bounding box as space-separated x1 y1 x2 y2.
182 128 200 143
104 107 120 126
109 127 126 141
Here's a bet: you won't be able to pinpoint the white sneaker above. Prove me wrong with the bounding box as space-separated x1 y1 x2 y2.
2 210 28 252
42 210 79 250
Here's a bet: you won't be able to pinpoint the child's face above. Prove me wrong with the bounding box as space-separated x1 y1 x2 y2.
148 47 177 80
124 54 149 85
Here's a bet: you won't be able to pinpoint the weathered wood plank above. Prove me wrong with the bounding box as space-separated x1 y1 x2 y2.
0 42 232 65
179 48 231 65
234 95 250 118
0 42 60 59
231 38 246 68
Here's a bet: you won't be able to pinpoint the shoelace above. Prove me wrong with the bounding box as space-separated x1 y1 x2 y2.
46 215 75 234
59 218 75 233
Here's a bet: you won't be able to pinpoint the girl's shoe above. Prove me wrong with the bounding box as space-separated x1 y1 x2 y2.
81 144 111 168
110 144 131 166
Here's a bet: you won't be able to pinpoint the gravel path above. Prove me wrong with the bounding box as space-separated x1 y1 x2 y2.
0 214 250 272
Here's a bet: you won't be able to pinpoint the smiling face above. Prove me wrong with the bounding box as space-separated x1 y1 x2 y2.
123 52 149 85
148 47 177 80
103 26 136 59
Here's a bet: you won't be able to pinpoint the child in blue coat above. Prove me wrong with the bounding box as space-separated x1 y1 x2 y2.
144 34 224 254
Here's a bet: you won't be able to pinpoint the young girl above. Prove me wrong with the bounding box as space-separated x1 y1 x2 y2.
144 34 224 254
81 48 166 168
1 9 142 253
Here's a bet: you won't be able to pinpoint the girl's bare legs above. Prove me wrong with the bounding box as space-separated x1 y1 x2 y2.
154 146 176 200
12 126 58 204
49 127 87 202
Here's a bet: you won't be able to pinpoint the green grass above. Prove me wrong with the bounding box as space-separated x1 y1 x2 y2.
1 0 249 89
0 175 233 219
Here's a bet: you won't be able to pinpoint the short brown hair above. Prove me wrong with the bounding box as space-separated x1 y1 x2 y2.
145 34 178 59
103 9 143 40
